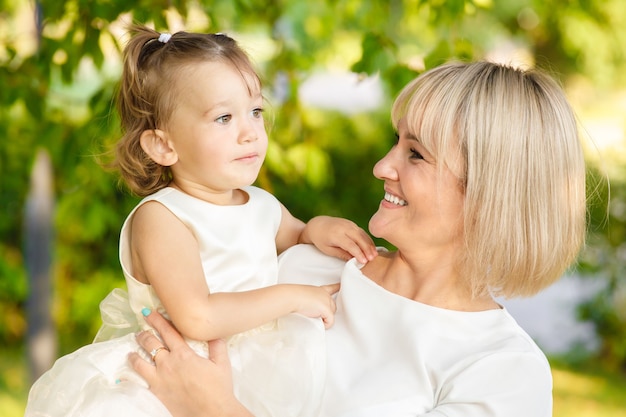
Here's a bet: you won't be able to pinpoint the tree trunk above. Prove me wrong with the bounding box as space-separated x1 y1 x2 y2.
25 148 56 382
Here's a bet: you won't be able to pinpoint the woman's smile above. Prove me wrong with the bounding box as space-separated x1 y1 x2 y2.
383 191 408 207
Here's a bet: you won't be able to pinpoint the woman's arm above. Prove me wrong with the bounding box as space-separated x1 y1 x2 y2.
131 201 338 341
421 352 552 417
129 310 253 417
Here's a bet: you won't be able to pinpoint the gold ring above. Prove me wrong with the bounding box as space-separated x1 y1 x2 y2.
150 346 169 362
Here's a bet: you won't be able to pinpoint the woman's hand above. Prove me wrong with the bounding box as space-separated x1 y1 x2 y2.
128 310 253 417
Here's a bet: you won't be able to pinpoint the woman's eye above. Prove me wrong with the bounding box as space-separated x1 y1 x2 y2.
251 108 264 118
409 148 424 160
216 114 232 124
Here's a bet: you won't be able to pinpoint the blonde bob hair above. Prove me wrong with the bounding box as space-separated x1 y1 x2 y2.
392 61 586 298
113 24 261 196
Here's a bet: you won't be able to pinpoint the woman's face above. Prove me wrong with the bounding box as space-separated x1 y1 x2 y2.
368 118 465 254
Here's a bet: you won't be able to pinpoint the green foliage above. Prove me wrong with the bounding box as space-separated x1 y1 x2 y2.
551 356 626 416
578 163 626 370
1 0 625 373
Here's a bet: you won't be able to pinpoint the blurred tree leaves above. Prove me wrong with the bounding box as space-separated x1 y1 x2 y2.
1 0 625 368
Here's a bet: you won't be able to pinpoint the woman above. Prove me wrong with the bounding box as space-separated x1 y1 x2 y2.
129 60 586 416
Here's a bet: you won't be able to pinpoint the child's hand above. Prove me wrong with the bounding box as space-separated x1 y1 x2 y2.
292 283 340 329
300 216 378 264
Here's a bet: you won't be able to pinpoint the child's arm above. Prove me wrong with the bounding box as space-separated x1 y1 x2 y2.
131 201 338 342
275 202 378 264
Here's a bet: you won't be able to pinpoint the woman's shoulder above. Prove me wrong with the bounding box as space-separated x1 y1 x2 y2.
432 315 552 415
439 345 552 416
277 244 346 286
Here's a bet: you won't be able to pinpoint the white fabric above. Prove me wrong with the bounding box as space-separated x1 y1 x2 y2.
25 187 326 417
277 244 553 417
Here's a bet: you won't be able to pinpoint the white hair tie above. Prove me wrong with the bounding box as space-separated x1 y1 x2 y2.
158 33 172 44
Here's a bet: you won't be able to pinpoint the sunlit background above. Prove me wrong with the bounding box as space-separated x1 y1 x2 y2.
1 0 626 415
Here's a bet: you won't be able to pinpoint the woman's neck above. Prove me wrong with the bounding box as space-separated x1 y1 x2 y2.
362 251 499 312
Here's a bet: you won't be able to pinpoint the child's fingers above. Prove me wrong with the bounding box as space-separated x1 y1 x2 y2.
332 237 372 264
320 284 338 329
328 223 377 262
322 246 355 262
345 228 378 260
322 283 340 295
321 303 336 328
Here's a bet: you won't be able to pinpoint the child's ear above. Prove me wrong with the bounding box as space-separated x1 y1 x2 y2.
140 129 178 166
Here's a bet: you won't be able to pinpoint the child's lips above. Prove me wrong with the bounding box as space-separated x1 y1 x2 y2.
235 153 259 163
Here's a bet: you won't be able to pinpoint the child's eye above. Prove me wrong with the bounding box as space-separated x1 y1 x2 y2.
251 108 264 118
409 148 424 160
216 114 232 124
394 132 400 145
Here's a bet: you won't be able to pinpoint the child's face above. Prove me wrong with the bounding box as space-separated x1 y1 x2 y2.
165 60 267 201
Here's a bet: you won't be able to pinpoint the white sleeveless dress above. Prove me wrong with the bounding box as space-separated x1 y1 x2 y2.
25 186 326 417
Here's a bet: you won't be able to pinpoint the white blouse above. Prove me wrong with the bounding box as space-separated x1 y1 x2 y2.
277 244 552 417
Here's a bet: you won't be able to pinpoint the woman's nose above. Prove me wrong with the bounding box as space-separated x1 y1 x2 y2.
373 149 398 181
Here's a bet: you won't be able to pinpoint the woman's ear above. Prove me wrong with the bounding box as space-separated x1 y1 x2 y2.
140 129 178 166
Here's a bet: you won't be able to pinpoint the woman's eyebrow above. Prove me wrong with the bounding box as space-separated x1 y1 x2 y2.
405 132 419 142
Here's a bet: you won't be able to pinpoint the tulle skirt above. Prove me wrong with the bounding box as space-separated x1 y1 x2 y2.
25 314 326 417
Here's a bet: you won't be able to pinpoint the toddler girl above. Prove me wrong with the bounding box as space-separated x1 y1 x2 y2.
25 24 377 417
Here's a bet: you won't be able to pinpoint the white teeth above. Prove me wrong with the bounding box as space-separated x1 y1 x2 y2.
384 192 407 206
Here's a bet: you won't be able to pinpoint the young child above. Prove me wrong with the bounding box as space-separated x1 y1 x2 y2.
25 24 377 417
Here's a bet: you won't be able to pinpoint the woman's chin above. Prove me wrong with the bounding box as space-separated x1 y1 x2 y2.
367 215 386 240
